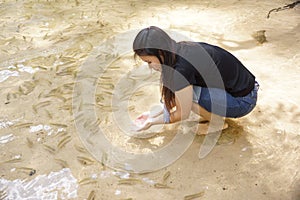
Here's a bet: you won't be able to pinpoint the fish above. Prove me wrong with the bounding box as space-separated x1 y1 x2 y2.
45 110 53 119
43 144 56 154
0 189 7 199
16 167 36 176
43 33 49 40
83 119 94 128
95 94 105 103
38 92 44 99
96 104 119 112
86 138 94 145
87 190 95 200
78 177 97 185
99 83 114 90
153 183 172 189
108 66 120 70
133 91 144 96
45 93 67 102
74 144 87 153
99 76 112 80
82 103 96 108
12 123 33 129
64 97 73 102
78 100 83 111
50 123 68 128
59 104 72 111
36 66 48 70
57 135 72 149
162 171 171 183
54 129 68 137
73 112 85 122
120 94 132 101
12 93 18 99
54 158 68 168
6 93 11 101
77 156 95 165
18 81 35 95
16 167 34 171
33 78 52 87
118 178 141 185
0 157 22 164
32 101 51 113
62 82 75 89
128 105 135 111
101 152 107 169
184 191 205 200
93 118 102 127
26 137 34 148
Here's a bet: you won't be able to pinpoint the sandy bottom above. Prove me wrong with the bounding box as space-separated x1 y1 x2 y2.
0 0 299 199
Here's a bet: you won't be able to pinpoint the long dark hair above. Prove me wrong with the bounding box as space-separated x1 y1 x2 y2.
133 26 177 112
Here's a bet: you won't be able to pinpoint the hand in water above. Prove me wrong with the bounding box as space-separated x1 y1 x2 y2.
134 120 152 132
135 112 149 124
132 112 153 132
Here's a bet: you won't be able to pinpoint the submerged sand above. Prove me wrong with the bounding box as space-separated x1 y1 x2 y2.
0 0 299 199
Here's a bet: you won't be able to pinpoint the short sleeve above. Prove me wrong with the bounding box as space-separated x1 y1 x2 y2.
173 67 192 91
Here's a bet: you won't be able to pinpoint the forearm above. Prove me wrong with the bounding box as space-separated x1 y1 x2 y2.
150 109 186 125
149 102 190 126
149 114 165 125
149 107 163 118
149 104 171 125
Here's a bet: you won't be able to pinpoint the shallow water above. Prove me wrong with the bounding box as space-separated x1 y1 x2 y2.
0 168 78 199
0 0 299 199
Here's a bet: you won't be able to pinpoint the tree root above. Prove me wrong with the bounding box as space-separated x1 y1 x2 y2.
267 1 300 18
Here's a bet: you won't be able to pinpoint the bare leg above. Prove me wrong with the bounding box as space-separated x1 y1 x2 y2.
191 102 228 135
191 102 212 121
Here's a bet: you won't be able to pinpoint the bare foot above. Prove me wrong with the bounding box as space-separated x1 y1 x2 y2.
196 122 229 135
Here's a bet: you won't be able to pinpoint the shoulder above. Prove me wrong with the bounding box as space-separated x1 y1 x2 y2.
172 56 195 89
176 41 223 60
174 55 192 73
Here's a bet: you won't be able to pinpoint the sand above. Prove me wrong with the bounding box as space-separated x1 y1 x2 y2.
0 0 299 199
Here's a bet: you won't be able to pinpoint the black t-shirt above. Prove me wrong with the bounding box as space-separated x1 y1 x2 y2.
172 42 255 97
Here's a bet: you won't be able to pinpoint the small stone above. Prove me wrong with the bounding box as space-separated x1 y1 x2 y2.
251 30 267 44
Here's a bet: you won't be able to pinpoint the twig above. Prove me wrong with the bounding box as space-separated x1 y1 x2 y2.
267 1 300 18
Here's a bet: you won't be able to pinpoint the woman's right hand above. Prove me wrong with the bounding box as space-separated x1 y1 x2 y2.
131 111 152 132
134 111 150 125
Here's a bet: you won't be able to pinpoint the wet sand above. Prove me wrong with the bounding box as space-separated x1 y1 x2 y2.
0 0 299 199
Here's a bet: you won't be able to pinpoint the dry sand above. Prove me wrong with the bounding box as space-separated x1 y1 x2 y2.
0 0 299 199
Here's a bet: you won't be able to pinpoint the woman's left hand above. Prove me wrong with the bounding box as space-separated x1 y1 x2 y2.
133 118 153 132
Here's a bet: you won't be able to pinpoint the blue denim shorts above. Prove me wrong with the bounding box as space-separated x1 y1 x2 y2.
193 82 259 118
